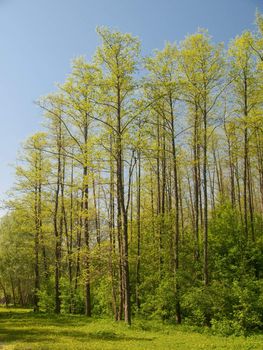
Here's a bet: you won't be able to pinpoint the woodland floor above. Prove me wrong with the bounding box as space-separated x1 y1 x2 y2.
0 308 262 350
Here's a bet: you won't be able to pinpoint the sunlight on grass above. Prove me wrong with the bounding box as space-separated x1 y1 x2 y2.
0 308 262 350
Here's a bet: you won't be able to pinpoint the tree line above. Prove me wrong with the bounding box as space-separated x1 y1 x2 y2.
0 13 263 334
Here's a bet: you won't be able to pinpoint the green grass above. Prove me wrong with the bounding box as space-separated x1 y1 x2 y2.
0 308 262 350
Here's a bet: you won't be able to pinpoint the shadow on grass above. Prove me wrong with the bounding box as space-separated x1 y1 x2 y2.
88 330 153 342
0 311 92 327
0 327 153 345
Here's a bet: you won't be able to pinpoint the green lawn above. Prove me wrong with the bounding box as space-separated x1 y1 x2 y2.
0 308 262 350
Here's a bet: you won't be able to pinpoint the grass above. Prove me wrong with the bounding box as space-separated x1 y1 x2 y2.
0 308 262 349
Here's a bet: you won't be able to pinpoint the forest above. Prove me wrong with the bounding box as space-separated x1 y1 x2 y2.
0 11 263 340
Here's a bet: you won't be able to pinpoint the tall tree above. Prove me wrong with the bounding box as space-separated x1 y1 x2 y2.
95 27 140 324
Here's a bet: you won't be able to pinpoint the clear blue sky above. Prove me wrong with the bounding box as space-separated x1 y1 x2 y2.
0 0 262 211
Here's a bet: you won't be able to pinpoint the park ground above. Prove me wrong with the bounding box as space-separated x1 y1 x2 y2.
0 308 262 350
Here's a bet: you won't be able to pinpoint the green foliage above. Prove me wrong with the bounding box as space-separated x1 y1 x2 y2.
140 277 177 321
72 289 85 315
231 280 263 333
92 276 113 316
1 15 263 337
38 289 54 313
182 286 214 326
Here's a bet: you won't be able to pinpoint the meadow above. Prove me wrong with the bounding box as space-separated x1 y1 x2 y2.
0 308 262 350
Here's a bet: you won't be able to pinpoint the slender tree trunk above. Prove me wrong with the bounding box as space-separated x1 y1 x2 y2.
243 76 249 240
10 276 16 306
169 95 181 324
109 136 118 320
135 150 141 309
34 185 40 312
18 279 24 307
203 106 209 287
68 158 74 313
73 195 82 311
193 101 200 260
116 79 131 325
247 158 255 241
156 114 163 277
83 121 91 317
92 175 101 246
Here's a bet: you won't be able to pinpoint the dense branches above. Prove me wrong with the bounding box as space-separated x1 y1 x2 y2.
0 21 263 332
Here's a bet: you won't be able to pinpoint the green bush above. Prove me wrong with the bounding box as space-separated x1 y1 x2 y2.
37 289 54 313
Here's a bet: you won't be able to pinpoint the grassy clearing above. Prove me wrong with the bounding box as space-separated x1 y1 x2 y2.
0 308 262 350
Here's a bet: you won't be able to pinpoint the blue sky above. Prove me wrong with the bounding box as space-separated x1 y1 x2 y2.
0 0 262 211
